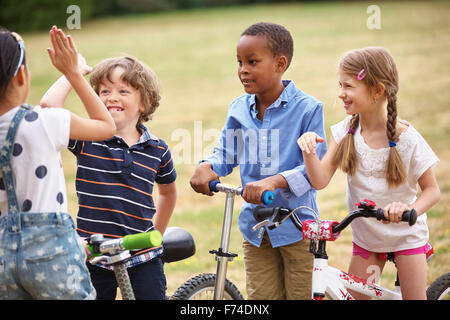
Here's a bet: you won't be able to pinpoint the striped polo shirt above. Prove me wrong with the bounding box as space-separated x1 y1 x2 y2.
68 125 176 267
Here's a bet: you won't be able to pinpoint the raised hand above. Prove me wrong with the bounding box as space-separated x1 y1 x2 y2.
47 26 79 77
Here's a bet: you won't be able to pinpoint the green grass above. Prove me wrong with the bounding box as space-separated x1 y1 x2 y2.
18 1 450 299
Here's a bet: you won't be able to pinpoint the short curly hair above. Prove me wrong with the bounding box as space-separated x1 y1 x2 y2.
90 56 160 131
241 22 294 69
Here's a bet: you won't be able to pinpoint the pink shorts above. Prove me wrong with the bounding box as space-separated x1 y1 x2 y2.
352 242 433 261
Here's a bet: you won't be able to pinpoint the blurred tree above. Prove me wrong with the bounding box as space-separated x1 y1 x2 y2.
0 0 302 32
0 0 93 32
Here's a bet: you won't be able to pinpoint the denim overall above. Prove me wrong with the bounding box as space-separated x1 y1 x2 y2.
0 105 96 299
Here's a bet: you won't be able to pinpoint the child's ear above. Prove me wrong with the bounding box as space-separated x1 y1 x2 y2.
373 81 386 100
16 65 28 86
276 55 288 73
139 103 146 114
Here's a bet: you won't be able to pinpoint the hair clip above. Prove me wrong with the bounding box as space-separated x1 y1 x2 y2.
389 140 397 148
347 128 355 135
357 68 366 81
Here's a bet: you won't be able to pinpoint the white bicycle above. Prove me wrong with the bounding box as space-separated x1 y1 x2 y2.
252 199 450 300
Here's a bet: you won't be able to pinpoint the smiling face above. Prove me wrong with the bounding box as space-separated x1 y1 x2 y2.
236 35 285 97
338 70 374 115
98 67 144 133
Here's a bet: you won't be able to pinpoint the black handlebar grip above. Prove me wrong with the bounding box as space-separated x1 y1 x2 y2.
375 208 417 226
402 209 417 226
253 206 276 222
375 208 385 221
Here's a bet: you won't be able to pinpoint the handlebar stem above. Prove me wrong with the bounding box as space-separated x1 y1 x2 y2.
209 180 274 205
216 183 243 196
99 238 125 255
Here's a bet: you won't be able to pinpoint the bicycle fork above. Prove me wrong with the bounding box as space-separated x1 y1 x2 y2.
89 250 136 300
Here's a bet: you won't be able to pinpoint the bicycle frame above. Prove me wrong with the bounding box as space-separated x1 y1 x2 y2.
312 251 401 300
209 181 274 300
211 183 240 300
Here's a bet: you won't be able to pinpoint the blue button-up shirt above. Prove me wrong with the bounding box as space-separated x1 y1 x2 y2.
205 80 327 247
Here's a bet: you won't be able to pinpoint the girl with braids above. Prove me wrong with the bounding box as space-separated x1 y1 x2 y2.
297 47 440 299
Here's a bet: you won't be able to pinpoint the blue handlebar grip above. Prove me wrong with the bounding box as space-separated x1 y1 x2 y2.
261 190 274 205
240 187 274 205
209 180 220 193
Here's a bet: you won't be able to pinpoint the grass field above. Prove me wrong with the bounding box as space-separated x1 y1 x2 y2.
19 1 450 299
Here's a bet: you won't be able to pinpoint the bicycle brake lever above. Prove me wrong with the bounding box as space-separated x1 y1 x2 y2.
252 219 270 231
88 255 110 265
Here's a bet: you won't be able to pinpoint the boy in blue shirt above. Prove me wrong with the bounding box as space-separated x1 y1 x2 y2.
190 22 327 299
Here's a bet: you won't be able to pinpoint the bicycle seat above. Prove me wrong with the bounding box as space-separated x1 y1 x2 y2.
162 227 196 263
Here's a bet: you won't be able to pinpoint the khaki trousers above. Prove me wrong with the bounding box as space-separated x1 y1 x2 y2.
242 233 313 300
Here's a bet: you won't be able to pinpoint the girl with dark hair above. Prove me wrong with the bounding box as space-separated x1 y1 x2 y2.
0 26 115 299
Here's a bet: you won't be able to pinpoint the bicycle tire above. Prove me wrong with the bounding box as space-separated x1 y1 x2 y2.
427 272 450 300
171 273 244 300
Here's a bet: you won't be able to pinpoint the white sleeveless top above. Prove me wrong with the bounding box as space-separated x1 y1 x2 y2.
331 116 439 252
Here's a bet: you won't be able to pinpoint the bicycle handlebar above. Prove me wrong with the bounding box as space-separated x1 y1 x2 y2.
87 230 163 256
332 207 417 234
122 230 163 251
252 200 417 235
209 180 274 205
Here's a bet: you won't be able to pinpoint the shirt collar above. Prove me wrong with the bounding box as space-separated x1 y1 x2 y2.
138 124 159 144
107 124 160 148
249 80 295 117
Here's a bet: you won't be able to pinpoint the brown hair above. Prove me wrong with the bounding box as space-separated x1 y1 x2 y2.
334 47 406 188
90 56 160 131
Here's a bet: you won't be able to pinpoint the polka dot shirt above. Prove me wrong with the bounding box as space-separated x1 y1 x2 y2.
0 106 70 216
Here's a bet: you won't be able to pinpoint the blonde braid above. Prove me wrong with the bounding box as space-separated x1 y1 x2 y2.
385 92 406 187
334 114 360 176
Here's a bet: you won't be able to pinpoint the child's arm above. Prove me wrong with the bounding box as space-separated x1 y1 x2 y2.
383 167 440 223
47 26 115 141
153 182 177 236
40 76 72 108
297 132 339 190
40 54 91 108
414 167 441 214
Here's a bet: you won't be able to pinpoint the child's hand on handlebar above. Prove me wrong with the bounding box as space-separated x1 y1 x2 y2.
190 161 220 196
297 132 325 155
243 177 276 205
383 202 412 224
